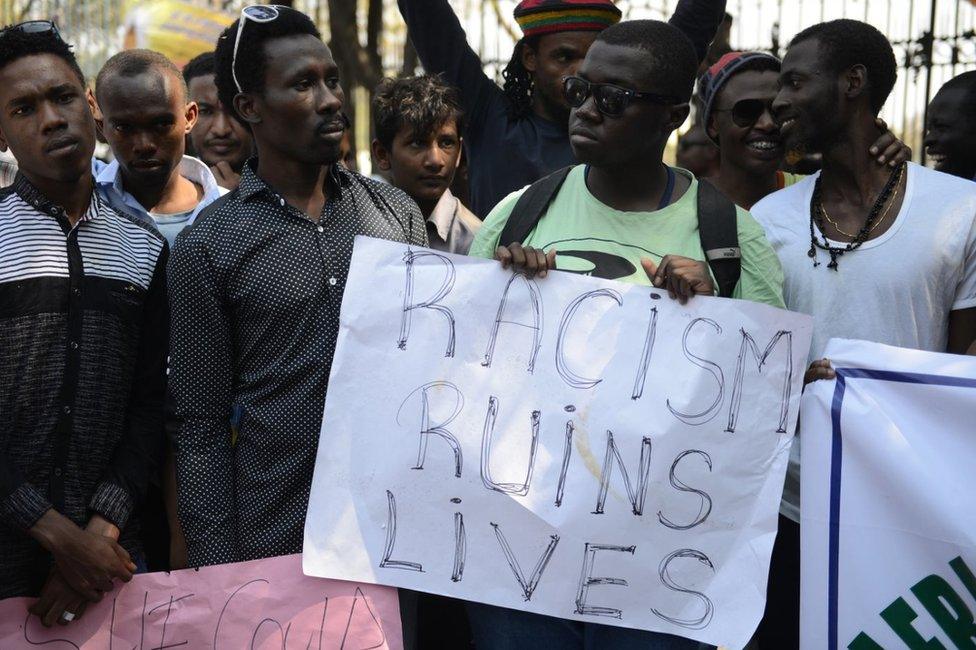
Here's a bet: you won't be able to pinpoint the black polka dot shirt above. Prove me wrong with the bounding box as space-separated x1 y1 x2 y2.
168 160 427 568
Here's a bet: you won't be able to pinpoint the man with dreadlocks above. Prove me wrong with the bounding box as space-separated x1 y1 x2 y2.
398 0 726 218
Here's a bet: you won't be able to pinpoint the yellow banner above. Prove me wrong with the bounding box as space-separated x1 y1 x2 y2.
122 0 234 67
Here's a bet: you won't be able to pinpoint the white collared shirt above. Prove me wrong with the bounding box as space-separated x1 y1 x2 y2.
426 189 481 255
93 155 228 247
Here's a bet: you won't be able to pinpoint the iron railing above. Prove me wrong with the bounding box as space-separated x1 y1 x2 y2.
5 0 973 160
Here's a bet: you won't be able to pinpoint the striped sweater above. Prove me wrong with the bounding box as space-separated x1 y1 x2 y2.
0 173 168 597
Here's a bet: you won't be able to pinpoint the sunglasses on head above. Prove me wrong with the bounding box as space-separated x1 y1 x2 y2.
562 76 678 118
231 4 283 93
0 20 63 41
713 98 776 129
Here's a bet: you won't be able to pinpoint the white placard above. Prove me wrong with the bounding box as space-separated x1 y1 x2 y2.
304 236 813 648
800 339 976 650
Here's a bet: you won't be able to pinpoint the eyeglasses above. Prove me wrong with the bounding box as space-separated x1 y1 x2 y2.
0 20 63 42
713 98 776 129
562 76 678 118
231 5 282 94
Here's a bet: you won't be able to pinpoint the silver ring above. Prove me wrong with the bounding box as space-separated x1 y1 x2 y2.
61 611 75 622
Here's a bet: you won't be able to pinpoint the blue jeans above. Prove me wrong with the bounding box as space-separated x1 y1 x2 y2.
467 602 702 650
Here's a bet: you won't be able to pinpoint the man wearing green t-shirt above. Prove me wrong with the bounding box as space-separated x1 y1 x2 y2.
470 20 784 314
466 18 783 650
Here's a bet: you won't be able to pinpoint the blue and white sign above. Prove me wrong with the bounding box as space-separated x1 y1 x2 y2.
801 339 976 650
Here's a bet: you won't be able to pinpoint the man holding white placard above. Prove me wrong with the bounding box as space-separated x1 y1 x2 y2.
463 18 787 649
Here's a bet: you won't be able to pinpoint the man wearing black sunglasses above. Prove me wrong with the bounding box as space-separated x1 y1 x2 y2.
698 51 910 210
0 21 168 626
470 21 784 304
398 0 727 218
468 20 784 648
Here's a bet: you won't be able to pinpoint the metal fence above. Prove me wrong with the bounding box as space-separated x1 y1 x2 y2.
1 0 126 78
434 0 976 158
5 0 973 158
727 0 976 159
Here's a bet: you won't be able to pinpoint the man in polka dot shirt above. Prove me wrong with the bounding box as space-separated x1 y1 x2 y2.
167 6 427 568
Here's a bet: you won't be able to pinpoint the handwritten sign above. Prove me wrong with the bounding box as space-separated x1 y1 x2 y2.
0 554 401 649
800 339 976 650
302 237 813 648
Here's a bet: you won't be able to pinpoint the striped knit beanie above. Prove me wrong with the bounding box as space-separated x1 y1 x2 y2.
513 0 622 39
697 51 781 142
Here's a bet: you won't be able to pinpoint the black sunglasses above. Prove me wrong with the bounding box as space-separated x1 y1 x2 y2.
713 98 775 129
0 20 63 41
563 76 678 117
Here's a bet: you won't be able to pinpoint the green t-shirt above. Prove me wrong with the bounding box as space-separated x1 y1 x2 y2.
469 165 785 308
776 170 805 189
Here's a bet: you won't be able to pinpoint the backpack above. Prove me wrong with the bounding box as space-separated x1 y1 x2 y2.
497 167 741 298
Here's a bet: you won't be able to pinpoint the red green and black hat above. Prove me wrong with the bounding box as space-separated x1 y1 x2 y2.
513 0 622 39
697 51 782 143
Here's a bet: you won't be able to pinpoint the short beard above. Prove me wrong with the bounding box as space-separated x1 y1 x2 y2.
797 87 845 155
318 146 343 168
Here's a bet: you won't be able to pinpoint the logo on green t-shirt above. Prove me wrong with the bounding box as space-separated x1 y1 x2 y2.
539 237 661 280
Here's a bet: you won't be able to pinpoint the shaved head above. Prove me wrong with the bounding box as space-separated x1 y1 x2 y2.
94 48 198 195
96 48 186 104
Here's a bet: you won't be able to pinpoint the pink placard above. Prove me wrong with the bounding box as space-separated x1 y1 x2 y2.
0 554 402 649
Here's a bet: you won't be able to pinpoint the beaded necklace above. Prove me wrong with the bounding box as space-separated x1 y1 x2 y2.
808 162 905 270
819 163 904 238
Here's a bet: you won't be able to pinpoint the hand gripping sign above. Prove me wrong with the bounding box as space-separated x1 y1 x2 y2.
0 554 401 649
303 236 813 649
800 339 976 650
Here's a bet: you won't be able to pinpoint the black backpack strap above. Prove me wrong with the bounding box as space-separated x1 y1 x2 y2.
498 166 573 247
696 179 741 298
